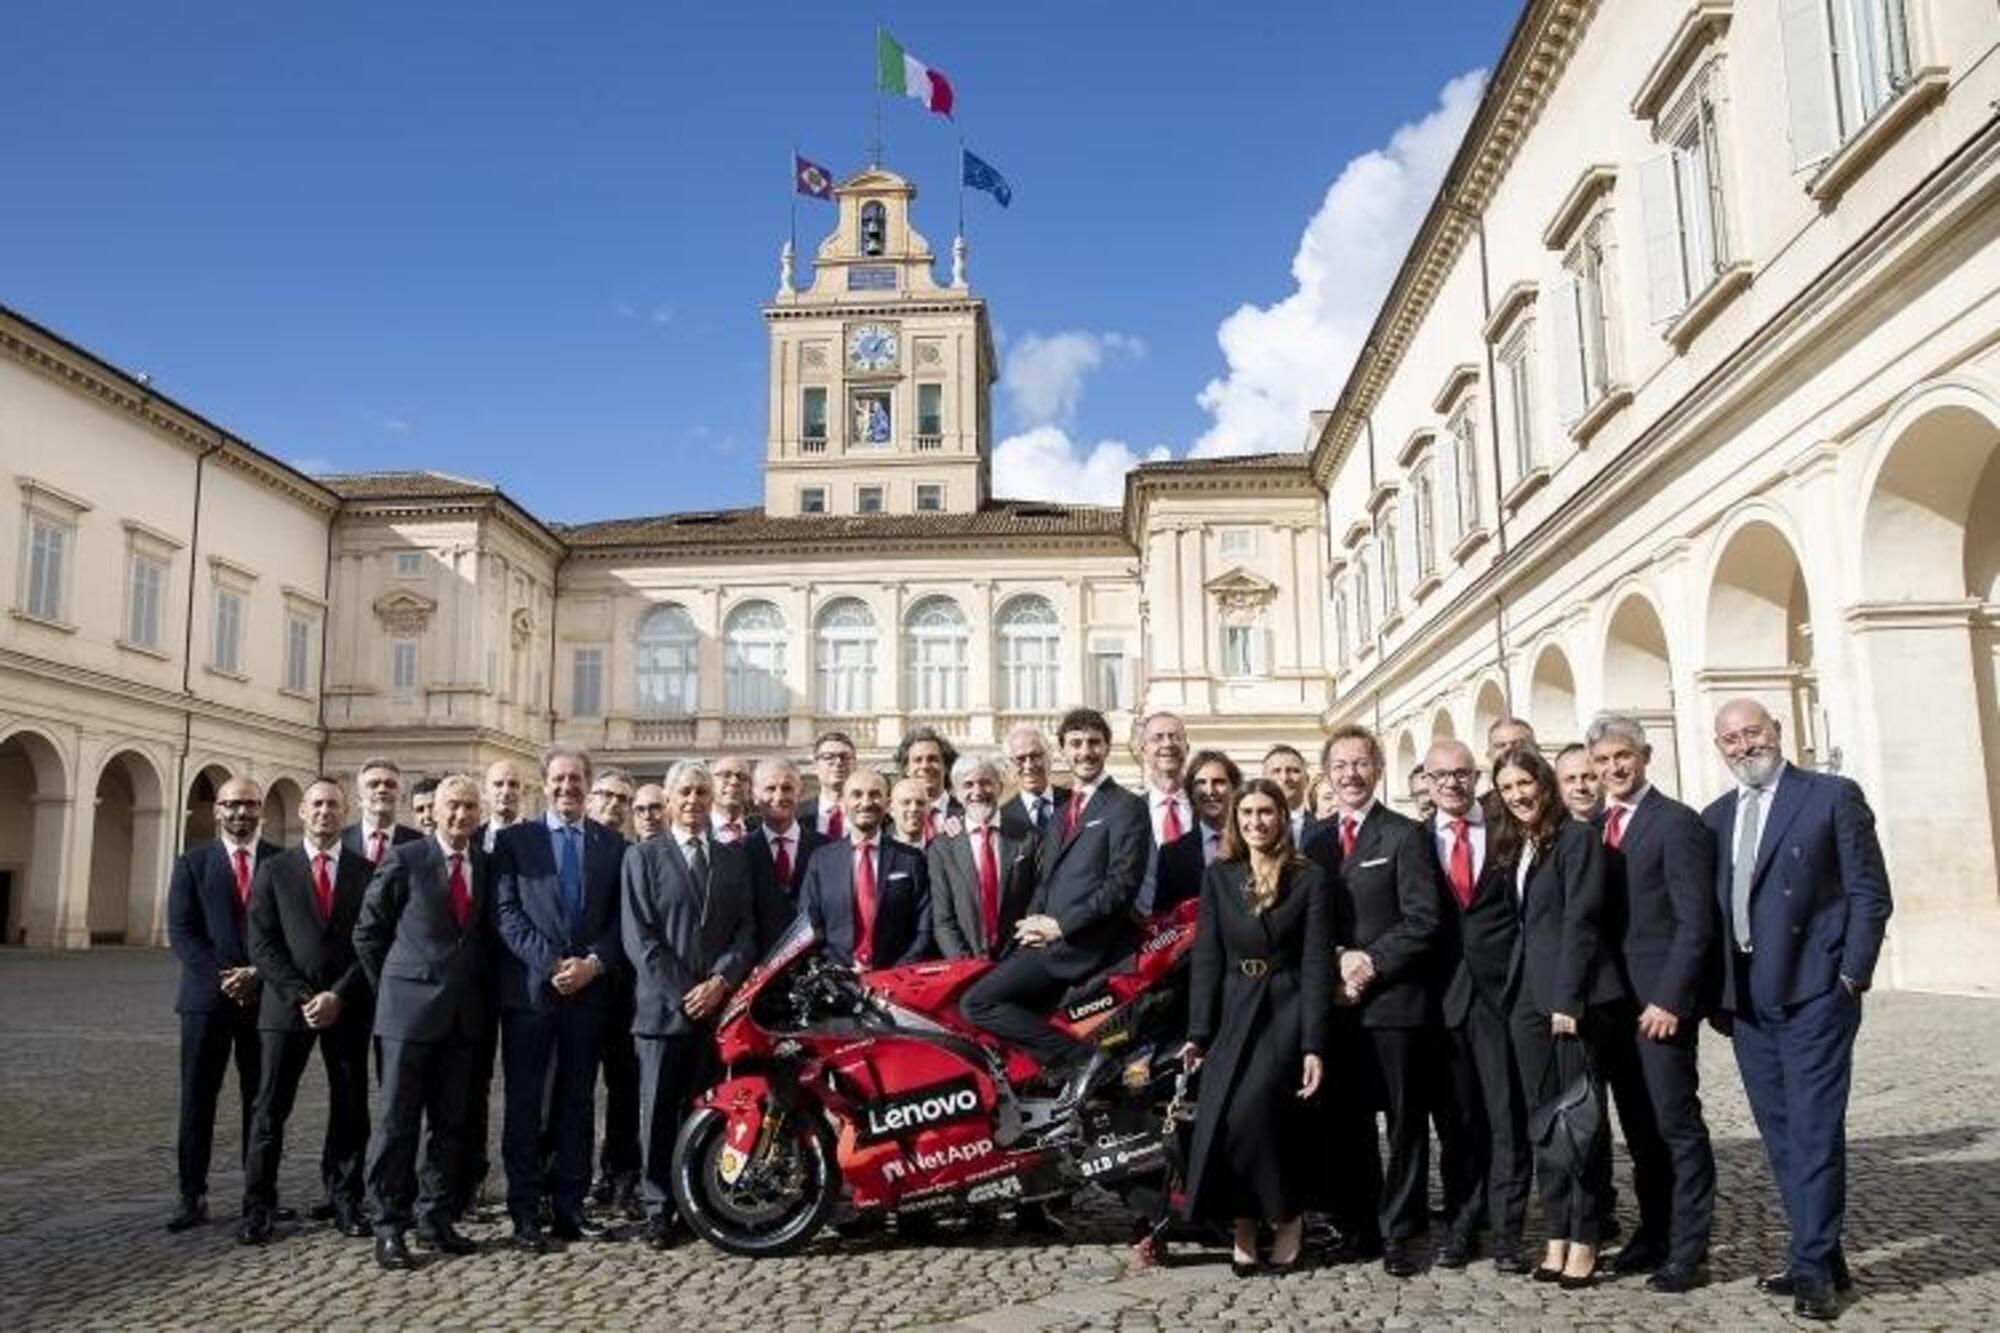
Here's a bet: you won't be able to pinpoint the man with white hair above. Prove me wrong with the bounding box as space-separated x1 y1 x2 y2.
999 723 1067 842
929 753 1033 961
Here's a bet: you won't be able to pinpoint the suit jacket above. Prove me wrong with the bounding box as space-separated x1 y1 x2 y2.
927 822 1035 959
1150 825 1216 917
168 838 284 1014
342 822 423 864
620 834 756 1037
246 844 375 1032
998 787 1069 844
352 837 491 1043
743 821 826 952
1702 764 1893 1014
799 836 933 967
1510 818 1626 1017
1427 813 1518 1027
1596 788 1717 1020
1303 804 1440 1028
491 817 627 1015
1030 777 1151 980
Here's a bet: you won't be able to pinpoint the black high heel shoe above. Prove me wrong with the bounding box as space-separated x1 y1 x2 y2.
1532 1265 1565 1283
1230 1255 1260 1278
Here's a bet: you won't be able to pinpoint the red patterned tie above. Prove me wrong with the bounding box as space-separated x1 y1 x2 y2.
923 807 939 847
448 852 471 929
977 826 1001 953
828 807 844 839
773 835 793 887
1447 820 1474 907
1604 805 1627 850
1340 816 1357 861
313 852 334 922
852 841 877 969
233 848 252 908
1064 789 1086 840
369 830 387 864
1161 796 1184 845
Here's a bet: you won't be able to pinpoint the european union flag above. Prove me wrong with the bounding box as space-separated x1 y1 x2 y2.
962 149 1012 209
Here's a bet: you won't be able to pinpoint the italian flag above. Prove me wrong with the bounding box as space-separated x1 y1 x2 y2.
877 29 954 118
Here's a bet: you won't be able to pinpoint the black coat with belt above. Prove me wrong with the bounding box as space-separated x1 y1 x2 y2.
246 845 375 1033
1303 804 1440 1028
1183 857 1331 1221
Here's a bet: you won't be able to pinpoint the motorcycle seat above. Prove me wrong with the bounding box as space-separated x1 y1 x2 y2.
1055 950 1137 1010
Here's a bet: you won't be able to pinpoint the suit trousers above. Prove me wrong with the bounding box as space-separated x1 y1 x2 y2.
1509 1000 1612 1245
1731 970 1860 1284
366 1034 475 1235
1327 1023 1431 1243
176 1004 262 1200
959 948 1093 1067
500 1004 606 1226
452 1010 499 1214
598 977 643 1185
1452 993 1531 1244
242 1025 371 1212
636 1032 715 1223
1601 1006 1714 1264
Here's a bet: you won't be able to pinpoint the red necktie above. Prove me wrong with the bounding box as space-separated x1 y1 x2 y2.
976 826 1001 953
233 848 252 908
1340 816 1358 861
773 835 793 887
448 852 471 929
369 830 387 864
923 807 939 847
828 807 844 839
1064 788 1086 840
1604 805 1628 850
1446 819 1474 907
313 852 334 922
852 841 877 968
1161 796 1184 845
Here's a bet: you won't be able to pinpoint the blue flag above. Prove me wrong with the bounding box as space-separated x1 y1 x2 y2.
962 149 1011 208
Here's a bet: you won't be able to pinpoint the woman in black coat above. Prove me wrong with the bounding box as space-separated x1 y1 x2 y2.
1490 745 1627 1289
1180 778 1330 1275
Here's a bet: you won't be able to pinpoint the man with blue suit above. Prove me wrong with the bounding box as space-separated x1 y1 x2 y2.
166 775 281 1233
799 768 933 967
1704 699 1892 1322
491 743 626 1252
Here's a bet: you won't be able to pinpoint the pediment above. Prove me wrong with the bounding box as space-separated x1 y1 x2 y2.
372 588 437 634
1205 566 1279 612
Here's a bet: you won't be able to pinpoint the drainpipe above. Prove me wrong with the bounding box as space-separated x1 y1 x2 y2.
172 433 225 859
315 494 339 775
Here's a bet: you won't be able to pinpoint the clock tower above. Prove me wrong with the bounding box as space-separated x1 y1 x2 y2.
763 169 996 517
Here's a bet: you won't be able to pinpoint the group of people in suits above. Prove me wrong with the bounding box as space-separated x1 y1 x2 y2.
163 696 1890 1318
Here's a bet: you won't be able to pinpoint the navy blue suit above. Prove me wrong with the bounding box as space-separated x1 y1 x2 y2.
743 821 826 953
166 837 280 1202
1703 763 1892 1285
491 817 627 1227
798 836 933 968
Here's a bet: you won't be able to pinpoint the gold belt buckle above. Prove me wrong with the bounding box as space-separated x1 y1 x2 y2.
1239 958 1269 978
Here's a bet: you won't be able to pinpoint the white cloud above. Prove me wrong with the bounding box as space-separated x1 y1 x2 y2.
1191 69 1486 457
378 415 412 435
992 425 1170 506
289 455 333 475
1003 329 1145 429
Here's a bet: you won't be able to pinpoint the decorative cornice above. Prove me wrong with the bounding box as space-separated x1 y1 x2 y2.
1542 163 1619 250
1482 281 1540 344
1395 427 1438 468
1630 1 1732 122
1431 364 1482 415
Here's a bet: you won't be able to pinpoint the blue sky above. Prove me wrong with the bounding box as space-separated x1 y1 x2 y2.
1 2 1513 522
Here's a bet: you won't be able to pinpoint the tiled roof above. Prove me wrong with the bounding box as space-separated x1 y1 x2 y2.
317 470 499 500
1129 451 1313 475
559 500 1127 550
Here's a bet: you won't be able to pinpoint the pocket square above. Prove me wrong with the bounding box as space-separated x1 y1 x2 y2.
1085 818 1105 829
1359 856 1389 868
886 872 911 882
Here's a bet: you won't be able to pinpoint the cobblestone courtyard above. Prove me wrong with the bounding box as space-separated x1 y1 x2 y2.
0 951 1994 1331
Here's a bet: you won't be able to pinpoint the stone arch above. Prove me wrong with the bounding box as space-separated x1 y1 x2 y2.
1471 677 1509 758
88 749 168 945
1393 730 1420 810
1527 643 1580 747
181 762 237 852
263 776 306 850
0 727 71 946
1600 591 1682 796
1702 516 1818 767
1429 707 1457 744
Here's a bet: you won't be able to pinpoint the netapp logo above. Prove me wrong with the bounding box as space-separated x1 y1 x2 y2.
1065 993 1115 1021
859 1076 982 1143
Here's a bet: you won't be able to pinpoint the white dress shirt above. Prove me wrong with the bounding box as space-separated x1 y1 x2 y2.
1147 784 1192 845
1432 804 1486 880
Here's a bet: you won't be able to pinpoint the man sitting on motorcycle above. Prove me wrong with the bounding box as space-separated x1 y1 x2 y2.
961 707 1152 1108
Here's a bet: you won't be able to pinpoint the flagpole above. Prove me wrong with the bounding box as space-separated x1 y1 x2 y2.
956 134 966 241
871 23 884 167
789 143 798 259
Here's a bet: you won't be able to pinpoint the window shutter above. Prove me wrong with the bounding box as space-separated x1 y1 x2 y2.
1639 152 1687 323
1396 492 1420 585
1779 0 1839 168
1550 277 1586 426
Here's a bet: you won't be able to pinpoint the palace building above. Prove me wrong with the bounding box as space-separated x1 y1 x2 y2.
1 0 1995 994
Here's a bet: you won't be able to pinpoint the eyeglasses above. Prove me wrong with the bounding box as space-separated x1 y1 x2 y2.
215 799 260 810
1427 769 1478 786
1715 726 1774 749
1009 751 1048 767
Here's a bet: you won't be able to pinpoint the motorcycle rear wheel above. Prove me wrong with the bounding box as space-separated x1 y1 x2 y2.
670 1103 839 1258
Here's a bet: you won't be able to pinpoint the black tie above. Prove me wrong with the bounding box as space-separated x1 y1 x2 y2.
688 839 710 909
1033 797 1049 832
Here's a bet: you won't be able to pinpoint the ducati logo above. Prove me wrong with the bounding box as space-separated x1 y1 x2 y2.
858 1076 983 1144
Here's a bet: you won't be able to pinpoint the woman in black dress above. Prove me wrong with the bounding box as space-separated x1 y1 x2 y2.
1490 745 1626 1289
1180 778 1330 1275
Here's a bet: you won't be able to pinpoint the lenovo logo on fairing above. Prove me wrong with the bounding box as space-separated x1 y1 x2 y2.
859 1076 982 1143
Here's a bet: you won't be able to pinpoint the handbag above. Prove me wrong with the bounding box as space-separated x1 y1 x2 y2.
1528 1036 1606 1175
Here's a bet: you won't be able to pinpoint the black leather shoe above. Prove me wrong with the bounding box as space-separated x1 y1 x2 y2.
415 1218 477 1255
612 1180 646 1222
1832 1252 1854 1293
237 1210 273 1246
1647 1261 1710 1293
550 1211 610 1242
332 1202 373 1239
166 1195 208 1232
1761 1256 1853 1298
374 1233 417 1270
1757 1271 1798 1296
512 1224 553 1255
1491 1243 1534 1275
1382 1241 1420 1278
644 1219 680 1251
308 1201 338 1222
1794 1277 1839 1322
590 1175 615 1207
1437 1227 1475 1269
1322 1233 1382 1265
1609 1238 1665 1275
1229 1256 1259 1278
271 1206 298 1223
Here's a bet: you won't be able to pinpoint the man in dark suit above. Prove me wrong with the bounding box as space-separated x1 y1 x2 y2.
1423 740 1531 1275
354 774 490 1270
798 730 856 840
1557 743 1606 821
455 757 524 1221
1263 744 1315 845
342 756 422 867
1134 711 1191 914
709 755 760 844
929 754 1035 960
491 744 627 1252
622 760 757 1249
896 725 965 844
1588 712 1718 1292
1152 750 1239 915
1704 699 1892 1322
743 758 824 952
999 723 1067 843
165 775 280 1233
1304 724 1442 1279
800 769 934 966
240 778 375 1244
961 707 1151 1100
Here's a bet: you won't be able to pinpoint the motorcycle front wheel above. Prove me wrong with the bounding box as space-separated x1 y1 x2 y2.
670 1102 839 1257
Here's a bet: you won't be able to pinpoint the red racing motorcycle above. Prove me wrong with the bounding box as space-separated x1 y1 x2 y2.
668 902 1200 1256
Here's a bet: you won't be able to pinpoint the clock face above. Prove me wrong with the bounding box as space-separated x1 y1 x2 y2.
848 323 899 372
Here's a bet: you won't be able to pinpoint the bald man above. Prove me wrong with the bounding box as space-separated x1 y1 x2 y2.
166 777 281 1232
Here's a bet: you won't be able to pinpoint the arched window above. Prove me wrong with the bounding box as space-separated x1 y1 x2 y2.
859 201 887 257
815 598 877 715
724 600 788 716
903 596 968 712
995 594 1061 711
636 604 699 717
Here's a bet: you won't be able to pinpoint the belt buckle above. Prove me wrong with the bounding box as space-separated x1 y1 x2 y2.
1239 958 1269 978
